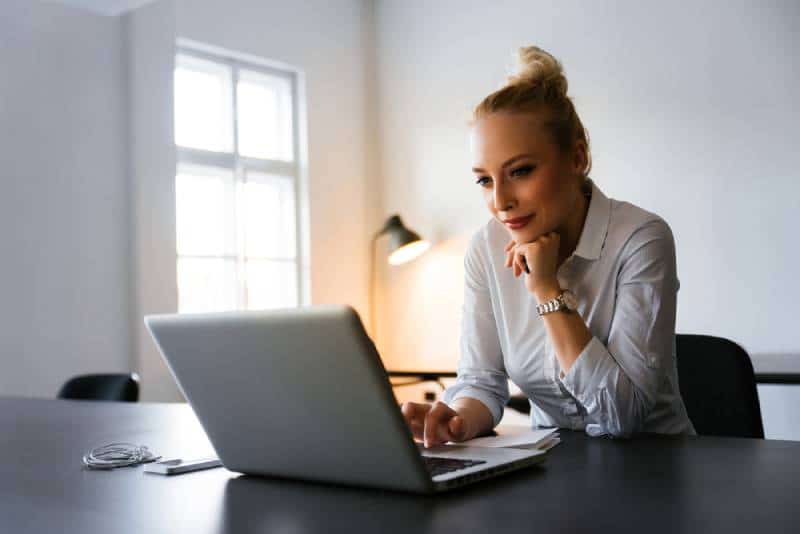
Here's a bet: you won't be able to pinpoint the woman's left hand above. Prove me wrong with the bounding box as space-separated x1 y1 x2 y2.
504 232 562 299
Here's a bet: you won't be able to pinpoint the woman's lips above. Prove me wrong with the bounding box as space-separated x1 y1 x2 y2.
504 214 534 229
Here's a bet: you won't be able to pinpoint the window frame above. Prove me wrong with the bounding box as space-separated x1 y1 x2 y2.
174 42 305 311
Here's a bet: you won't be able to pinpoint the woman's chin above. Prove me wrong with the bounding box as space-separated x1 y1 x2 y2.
508 227 538 242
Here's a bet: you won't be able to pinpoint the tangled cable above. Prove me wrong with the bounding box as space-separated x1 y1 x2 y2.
82 442 160 470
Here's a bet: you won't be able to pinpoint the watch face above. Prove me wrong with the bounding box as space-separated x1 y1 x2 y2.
561 290 578 310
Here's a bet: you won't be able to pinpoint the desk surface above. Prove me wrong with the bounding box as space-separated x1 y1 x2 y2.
3 397 799 534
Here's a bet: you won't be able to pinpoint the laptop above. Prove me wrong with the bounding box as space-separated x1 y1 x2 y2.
144 304 546 493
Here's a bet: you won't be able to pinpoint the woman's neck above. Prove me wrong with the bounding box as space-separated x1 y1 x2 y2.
557 187 591 267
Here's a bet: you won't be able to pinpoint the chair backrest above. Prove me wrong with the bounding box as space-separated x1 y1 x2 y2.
57 373 140 402
675 334 764 438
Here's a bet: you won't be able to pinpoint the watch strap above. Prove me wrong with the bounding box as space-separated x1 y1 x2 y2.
537 292 567 316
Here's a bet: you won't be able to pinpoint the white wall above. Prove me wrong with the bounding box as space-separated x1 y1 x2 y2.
48 0 158 16
124 0 178 401
372 0 800 439
0 0 131 397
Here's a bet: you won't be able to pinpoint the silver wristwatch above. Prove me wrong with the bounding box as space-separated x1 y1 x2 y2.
536 289 578 316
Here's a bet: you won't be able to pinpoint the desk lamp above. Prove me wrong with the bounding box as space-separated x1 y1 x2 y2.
369 214 430 339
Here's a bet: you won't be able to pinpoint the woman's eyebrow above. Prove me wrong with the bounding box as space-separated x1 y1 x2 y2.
471 153 531 173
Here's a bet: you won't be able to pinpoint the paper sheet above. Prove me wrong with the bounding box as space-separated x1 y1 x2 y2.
508 435 561 452
453 424 560 449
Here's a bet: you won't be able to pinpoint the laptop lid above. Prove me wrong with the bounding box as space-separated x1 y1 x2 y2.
145 304 434 493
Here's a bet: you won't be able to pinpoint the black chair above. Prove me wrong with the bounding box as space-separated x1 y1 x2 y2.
676 334 764 438
57 373 140 402
507 395 531 414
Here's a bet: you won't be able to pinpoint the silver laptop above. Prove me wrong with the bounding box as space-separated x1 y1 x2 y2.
144 304 546 493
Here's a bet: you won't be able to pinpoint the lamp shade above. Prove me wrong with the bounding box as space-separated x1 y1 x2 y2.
377 215 430 265
368 214 430 339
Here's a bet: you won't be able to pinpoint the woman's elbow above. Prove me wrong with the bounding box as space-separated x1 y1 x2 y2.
595 387 651 438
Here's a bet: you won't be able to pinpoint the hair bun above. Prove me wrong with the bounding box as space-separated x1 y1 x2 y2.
507 45 568 97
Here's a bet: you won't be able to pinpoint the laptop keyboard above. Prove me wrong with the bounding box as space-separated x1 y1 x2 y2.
422 456 486 477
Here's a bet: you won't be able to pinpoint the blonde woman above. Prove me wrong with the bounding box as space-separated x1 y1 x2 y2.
401 45 695 446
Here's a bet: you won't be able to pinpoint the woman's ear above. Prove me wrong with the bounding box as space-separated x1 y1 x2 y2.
571 140 588 177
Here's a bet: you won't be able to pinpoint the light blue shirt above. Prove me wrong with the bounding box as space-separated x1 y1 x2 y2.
442 179 696 438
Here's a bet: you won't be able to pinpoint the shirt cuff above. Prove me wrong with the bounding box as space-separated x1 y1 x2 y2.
557 336 612 405
443 386 504 428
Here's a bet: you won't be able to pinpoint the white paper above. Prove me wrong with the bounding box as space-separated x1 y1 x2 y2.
506 435 561 452
453 424 559 449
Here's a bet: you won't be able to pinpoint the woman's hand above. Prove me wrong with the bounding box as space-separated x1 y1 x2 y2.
505 232 562 300
400 401 469 448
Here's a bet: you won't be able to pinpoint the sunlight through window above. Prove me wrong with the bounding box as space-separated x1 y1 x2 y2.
174 48 301 313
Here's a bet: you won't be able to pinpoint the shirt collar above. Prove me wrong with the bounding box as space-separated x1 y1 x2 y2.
573 178 611 260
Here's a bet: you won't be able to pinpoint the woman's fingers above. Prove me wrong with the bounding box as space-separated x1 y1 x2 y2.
514 249 525 277
516 252 527 276
409 420 424 440
448 415 467 442
423 401 459 447
402 401 468 446
505 240 516 268
513 245 534 277
401 402 431 441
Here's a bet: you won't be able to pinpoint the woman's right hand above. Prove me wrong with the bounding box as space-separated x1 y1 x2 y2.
400 401 469 448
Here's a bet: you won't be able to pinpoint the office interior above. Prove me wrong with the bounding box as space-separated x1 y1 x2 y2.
2 0 798 443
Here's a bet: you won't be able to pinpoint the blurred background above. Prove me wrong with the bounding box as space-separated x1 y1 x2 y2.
1 0 797 438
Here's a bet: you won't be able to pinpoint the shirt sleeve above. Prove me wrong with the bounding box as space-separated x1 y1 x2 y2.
441 231 509 428
556 218 679 438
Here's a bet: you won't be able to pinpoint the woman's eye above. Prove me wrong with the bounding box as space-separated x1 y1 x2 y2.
475 176 491 187
511 165 534 177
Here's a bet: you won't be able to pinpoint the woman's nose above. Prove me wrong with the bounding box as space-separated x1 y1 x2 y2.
493 185 513 211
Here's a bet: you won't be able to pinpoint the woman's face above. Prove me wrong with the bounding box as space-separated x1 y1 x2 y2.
469 111 586 244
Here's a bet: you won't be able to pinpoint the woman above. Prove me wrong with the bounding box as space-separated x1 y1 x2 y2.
401 45 695 446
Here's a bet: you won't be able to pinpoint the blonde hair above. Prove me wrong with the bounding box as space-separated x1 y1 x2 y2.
471 45 592 181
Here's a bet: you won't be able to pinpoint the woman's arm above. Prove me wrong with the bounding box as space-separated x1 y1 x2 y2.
440 231 510 431
534 283 593 378
517 219 679 438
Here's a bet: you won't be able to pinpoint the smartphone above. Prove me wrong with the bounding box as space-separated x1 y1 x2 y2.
143 457 222 475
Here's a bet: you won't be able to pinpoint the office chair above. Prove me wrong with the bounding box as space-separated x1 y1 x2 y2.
507 395 531 414
675 334 764 438
57 373 140 402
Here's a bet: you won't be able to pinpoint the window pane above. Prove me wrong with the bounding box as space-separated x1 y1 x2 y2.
174 54 233 152
178 257 238 313
237 69 294 161
176 165 236 256
243 172 296 259
245 260 297 310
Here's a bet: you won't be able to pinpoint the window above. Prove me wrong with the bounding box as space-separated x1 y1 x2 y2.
174 46 302 313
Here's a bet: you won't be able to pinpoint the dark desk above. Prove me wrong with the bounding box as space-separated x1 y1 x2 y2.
3 397 799 533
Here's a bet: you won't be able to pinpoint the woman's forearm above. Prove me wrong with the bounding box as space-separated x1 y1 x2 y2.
535 285 593 378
